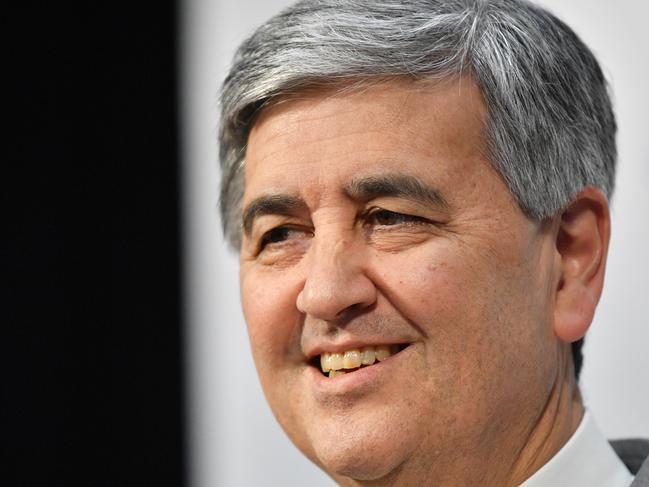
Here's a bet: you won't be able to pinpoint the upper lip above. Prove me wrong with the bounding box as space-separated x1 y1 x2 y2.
304 338 413 360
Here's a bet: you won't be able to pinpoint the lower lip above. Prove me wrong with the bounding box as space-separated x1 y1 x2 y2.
307 345 413 396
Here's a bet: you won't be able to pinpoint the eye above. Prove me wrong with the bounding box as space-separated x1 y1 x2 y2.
366 209 427 227
258 226 310 251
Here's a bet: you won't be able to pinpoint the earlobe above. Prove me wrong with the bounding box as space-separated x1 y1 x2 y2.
553 187 611 343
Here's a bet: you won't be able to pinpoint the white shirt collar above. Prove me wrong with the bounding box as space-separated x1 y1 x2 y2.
519 410 633 487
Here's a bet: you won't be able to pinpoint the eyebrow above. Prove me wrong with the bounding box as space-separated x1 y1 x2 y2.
242 173 449 237
345 173 449 210
242 194 307 236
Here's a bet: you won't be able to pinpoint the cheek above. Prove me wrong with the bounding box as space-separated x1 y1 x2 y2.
374 244 483 338
372 245 488 396
373 241 553 407
240 268 316 457
240 269 299 368
381 235 547 334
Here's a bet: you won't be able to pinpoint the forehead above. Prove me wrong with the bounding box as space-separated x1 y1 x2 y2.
243 76 491 206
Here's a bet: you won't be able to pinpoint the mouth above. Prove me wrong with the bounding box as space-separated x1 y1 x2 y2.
309 344 410 378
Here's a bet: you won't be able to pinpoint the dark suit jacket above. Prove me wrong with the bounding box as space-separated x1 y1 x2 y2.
611 439 649 486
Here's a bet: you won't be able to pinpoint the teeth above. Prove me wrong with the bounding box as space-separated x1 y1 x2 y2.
319 344 403 374
329 370 346 378
343 349 361 369
375 345 390 362
329 352 343 371
320 353 332 372
360 346 376 365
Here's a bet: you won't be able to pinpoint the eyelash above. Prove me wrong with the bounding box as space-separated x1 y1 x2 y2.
257 227 293 250
363 208 428 227
257 209 429 252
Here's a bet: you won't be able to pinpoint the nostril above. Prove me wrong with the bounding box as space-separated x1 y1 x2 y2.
296 263 378 321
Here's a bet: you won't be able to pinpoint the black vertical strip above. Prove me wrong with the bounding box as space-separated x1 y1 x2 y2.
109 1 185 486
3 3 100 485
3 1 184 486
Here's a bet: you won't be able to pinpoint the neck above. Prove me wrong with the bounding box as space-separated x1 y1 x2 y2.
506 345 584 486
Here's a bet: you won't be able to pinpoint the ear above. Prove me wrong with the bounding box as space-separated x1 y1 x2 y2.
553 186 611 343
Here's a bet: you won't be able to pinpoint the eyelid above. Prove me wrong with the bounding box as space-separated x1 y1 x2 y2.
257 224 312 254
363 207 429 223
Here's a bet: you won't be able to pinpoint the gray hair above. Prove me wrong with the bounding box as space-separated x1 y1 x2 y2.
218 0 617 376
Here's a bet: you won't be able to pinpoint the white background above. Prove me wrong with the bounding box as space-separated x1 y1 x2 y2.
180 1 649 485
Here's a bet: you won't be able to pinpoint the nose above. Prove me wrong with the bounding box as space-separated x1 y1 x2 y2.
296 235 376 321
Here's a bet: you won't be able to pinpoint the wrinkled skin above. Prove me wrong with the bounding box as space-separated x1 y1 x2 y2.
239 77 606 486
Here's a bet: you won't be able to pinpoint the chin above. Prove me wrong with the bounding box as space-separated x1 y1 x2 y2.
308 417 412 481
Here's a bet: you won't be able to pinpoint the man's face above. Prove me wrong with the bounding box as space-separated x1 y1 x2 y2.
239 78 561 482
